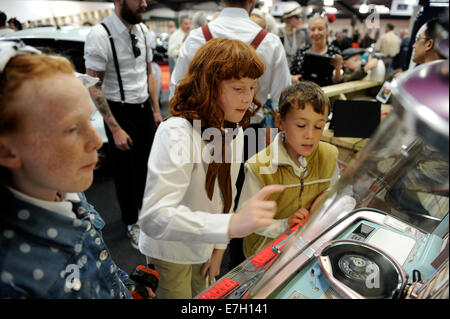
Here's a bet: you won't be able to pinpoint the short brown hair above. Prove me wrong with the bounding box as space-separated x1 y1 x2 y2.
278 81 330 119
169 38 265 129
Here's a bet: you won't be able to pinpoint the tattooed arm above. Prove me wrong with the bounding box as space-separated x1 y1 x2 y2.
86 68 132 151
147 63 162 127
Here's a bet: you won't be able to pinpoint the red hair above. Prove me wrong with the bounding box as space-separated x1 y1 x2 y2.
0 54 74 134
169 38 265 129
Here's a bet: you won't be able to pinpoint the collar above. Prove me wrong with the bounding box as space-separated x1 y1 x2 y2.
7 186 79 219
1 191 104 249
109 12 136 35
219 7 250 19
270 132 295 167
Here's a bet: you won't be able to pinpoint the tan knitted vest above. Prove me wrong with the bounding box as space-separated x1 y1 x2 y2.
243 137 338 258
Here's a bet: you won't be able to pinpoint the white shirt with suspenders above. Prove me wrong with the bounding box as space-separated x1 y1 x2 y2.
170 7 291 111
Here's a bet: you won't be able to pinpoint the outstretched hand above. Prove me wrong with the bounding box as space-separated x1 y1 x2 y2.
228 185 285 239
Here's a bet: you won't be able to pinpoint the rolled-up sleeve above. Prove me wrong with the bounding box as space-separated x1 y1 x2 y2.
84 26 109 72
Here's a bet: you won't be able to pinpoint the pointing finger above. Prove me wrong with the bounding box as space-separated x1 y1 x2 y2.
254 185 285 201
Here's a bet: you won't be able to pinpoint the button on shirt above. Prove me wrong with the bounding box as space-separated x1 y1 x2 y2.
169 8 291 109
0 189 131 299
84 12 153 104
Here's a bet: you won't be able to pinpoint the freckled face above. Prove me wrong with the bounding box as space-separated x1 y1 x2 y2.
7 74 103 200
279 102 328 159
218 78 258 123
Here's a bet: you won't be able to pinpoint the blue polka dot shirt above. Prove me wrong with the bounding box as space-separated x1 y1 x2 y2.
0 190 132 299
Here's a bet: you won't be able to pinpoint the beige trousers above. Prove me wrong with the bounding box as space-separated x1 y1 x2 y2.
147 257 209 299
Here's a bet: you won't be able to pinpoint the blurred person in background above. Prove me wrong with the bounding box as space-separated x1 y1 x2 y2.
7 17 22 31
168 15 191 74
392 29 411 72
341 47 379 82
359 30 376 49
411 18 445 65
331 31 352 51
0 11 14 36
375 23 401 75
278 2 310 68
250 8 278 35
290 15 343 86
191 11 208 29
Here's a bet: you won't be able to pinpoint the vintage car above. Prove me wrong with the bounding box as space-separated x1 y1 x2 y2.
0 26 107 143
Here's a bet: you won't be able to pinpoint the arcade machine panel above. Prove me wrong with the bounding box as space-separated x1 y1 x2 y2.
195 57 449 299
270 211 447 299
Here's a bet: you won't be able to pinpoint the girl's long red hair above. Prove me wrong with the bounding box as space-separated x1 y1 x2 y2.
169 38 265 129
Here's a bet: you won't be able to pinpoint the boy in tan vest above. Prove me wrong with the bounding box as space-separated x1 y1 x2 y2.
238 82 339 258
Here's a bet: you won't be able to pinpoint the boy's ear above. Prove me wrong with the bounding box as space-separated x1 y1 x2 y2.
276 113 284 131
0 138 21 169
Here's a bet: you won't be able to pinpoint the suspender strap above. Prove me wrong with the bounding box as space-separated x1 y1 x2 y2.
137 23 150 97
249 29 268 50
201 24 267 50
201 24 213 42
101 22 125 104
137 23 148 64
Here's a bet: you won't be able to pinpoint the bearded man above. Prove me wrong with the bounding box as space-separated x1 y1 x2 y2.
84 0 162 249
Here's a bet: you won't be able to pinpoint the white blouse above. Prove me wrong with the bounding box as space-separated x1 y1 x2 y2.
138 117 244 264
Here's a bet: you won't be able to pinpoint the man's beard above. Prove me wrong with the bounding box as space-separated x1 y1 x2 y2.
120 0 144 25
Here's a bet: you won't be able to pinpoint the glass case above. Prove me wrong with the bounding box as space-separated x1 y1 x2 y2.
196 59 449 300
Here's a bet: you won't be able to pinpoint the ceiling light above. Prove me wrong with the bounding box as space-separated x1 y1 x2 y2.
324 0 334 6
324 7 338 13
359 1 369 14
429 1 449 6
